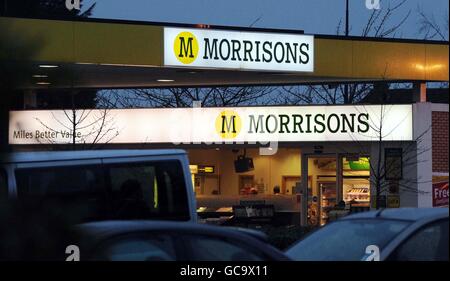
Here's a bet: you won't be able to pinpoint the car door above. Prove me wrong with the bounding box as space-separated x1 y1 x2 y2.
387 218 449 261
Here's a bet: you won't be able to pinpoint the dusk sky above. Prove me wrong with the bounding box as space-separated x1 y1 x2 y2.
83 0 448 39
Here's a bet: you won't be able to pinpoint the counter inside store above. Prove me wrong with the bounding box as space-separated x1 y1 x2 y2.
196 194 301 226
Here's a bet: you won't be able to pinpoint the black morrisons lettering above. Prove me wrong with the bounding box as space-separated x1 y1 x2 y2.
203 38 310 64
358 113 370 133
248 113 370 134
204 38 219 60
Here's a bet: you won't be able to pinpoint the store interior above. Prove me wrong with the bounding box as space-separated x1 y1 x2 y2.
306 156 370 226
186 148 370 226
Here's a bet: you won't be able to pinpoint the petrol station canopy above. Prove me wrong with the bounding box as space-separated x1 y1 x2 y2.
1 16 448 89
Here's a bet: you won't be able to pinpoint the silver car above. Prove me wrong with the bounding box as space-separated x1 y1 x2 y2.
286 208 449 261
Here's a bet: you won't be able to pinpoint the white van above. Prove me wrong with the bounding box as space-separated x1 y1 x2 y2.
0 149 197 222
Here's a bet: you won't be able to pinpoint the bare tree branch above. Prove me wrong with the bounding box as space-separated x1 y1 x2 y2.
417 5 449 40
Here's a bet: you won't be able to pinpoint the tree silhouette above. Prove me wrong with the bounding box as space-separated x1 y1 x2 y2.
343 104 431 209
0 0 96 18
279 0 411 105
98 87 275 108
33 94 119 150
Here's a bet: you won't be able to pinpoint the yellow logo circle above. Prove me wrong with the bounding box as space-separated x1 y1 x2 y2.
215 111 242 139
173 31 199 64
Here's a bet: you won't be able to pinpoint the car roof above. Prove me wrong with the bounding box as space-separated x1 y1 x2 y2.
0 149 187 164
341 207 449 221
78 220 196 231
74 220 270 245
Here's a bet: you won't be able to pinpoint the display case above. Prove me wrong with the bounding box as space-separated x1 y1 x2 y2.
343 178 370 207
345 187 370 202
319 182 337 225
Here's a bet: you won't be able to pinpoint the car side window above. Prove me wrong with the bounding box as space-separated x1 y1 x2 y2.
0 168 8 201
390 219 449 261
182 235 266 261
96 234 176 261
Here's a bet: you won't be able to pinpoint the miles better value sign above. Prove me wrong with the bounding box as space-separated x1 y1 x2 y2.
164 27 314 72
9 105 413 145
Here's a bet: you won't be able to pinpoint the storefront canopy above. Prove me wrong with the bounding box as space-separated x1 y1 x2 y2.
1 17 449 89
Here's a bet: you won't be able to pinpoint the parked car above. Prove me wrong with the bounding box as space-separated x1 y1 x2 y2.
285 208 449 261
0 149 197 223
72 220 289 261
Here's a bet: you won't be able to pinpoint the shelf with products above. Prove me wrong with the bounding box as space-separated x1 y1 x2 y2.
347 188 369 194
319 182 337 226
347 199 370 203
343 179 370 204
345 197 370 203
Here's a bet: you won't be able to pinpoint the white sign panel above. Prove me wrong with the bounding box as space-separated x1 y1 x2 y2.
9 105 413 145
164 27 314 72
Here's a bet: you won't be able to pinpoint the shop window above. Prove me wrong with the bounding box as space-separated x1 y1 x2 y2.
342 157 370 209
190 164 220 195
306 157 338 226
191 148 302 226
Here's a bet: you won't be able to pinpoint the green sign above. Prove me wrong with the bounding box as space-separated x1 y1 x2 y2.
348 157 370 170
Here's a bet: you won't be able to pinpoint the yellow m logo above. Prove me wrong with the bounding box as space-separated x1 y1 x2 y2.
215 111 241 139
174 32 199 64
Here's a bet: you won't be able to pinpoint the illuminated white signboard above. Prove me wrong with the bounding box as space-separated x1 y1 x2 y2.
164 27 314 72
9 105 413 145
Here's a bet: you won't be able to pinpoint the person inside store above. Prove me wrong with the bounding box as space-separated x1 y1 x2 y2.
273 185 281 195
328 200 349 222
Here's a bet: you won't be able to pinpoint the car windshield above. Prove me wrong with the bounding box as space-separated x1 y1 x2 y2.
285 219 411 261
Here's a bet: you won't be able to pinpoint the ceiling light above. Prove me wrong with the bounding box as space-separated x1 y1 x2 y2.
157 79 175 82
32 75 48 78
39 64 59 68
36 82 51 85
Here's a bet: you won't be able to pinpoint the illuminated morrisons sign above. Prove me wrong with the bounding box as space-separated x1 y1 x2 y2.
164 27 314 72
215 110 371 140
9 105 413 145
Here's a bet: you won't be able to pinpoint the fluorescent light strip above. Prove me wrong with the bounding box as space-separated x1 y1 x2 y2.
39 65 58 68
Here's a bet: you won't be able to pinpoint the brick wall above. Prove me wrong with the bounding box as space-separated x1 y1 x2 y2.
432 111 449 172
